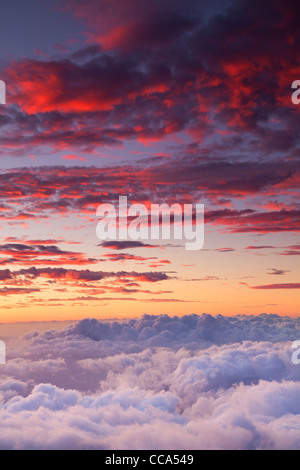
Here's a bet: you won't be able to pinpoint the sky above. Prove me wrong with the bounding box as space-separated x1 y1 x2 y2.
0 0 300 451
0 0 299 323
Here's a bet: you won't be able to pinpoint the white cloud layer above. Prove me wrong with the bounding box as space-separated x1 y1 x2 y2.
0 314 300 449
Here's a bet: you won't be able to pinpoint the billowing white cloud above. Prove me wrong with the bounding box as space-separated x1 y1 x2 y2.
0 314 300 449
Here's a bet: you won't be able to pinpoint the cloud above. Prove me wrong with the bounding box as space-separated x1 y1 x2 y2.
0 267 171 291
101 252 171 267
1 380 300 450
2 0 300 158
99 241 158 250
267 268 290 276
245 245 300 256
0 0 299 449
0 243 96 266
279 245 300 256
0 287 40 296
1 314 300 449
0 266 173 305
0 159 298 234
251 283 300 289
246 246 275 250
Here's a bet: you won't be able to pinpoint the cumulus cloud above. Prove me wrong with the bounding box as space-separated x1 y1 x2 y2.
0 314 300 449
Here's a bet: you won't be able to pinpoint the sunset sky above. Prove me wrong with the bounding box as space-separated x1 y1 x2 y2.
0 0 299 322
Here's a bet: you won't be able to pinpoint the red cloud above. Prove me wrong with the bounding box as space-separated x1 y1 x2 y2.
251 283 300 289
1 267 170 284
0 243 96 266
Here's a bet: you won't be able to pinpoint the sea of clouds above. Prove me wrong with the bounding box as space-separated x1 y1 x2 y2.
0 313 300 450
